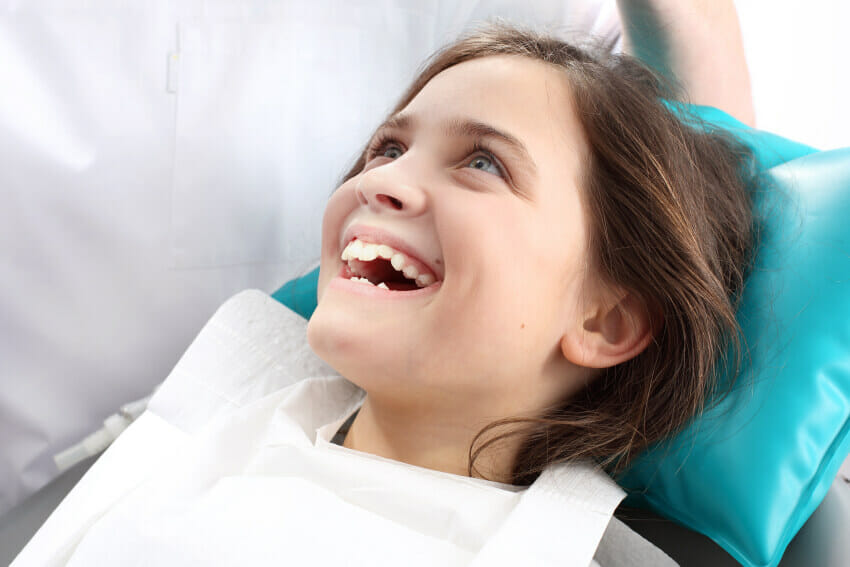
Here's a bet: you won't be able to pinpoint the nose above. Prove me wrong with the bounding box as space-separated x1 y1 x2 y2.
355 163 428 216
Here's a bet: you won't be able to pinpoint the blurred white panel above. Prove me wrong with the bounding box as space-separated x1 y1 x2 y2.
170 2 436 269
737 0 850 149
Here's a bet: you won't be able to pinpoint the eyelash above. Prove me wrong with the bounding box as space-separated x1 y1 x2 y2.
364 133 509 179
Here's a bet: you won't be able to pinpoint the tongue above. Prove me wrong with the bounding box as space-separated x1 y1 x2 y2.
350 258 420 289
384 281 419 291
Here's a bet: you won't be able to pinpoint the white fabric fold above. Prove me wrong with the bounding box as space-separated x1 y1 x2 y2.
14 290 624 566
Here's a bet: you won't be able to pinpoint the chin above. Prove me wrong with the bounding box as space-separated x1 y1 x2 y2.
308 305 429 402
306 302 349 366
308 301 385 375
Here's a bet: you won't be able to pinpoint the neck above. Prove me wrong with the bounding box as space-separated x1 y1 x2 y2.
342 394 517 484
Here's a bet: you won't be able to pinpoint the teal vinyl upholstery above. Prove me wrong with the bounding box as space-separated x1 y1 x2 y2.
620 145 850 567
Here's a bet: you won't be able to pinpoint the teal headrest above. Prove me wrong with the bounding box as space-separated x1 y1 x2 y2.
620 144 850 566
272 106 850 567
271 267 319 320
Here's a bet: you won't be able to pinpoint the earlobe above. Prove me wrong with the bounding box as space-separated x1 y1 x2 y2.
560 292 657 369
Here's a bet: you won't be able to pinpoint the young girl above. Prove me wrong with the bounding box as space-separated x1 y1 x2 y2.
308 25 753 487
14 9 755 567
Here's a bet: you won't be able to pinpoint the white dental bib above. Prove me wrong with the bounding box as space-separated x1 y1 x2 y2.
13 291 626 567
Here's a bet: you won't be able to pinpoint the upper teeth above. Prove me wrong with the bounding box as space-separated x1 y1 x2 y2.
341 238 436 288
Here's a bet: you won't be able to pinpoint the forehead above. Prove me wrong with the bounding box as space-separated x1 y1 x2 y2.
402 55 587 177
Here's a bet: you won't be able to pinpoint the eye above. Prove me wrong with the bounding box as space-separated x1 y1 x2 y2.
467 154 501 176
382 145 403 159
465 143 507 178
365 135 509 180
366 133 404 162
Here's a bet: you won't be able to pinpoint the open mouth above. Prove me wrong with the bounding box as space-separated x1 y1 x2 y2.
340 237 440 291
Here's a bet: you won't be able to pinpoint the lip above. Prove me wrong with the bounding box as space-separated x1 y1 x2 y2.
340 224 443 282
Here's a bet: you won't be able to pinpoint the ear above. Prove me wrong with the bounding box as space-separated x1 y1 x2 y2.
560 289 658 369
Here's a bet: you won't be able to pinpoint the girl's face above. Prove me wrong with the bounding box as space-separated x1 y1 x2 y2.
308 55 594 420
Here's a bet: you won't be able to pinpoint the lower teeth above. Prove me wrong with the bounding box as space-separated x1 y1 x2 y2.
349 276 389 290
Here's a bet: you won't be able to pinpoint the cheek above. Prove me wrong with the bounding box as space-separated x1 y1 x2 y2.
437 242 542 359
317 184 359 298
321 185 357 247
440 208 584 357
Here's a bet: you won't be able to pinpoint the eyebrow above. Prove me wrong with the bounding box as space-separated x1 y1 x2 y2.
373 112 539 191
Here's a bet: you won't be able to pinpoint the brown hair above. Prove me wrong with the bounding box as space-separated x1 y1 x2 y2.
340 23 756 485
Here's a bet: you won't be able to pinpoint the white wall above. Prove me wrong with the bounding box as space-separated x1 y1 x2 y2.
737 0 850 150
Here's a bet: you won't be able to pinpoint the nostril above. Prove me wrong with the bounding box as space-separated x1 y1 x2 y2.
377 194 404 210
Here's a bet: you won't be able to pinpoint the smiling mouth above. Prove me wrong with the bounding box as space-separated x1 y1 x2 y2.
340 238 440 291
